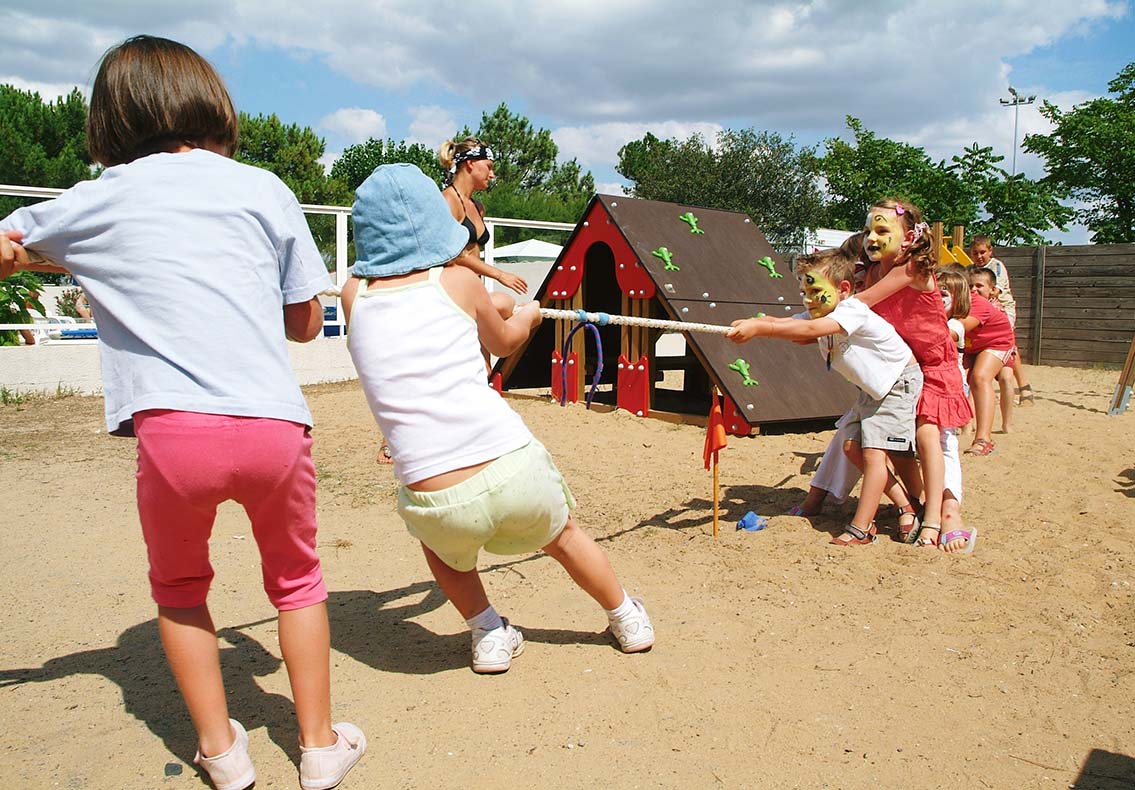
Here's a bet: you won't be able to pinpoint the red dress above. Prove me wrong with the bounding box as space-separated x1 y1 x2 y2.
872 280 973 429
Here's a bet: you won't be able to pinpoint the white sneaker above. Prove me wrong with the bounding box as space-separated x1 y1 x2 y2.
471 618 525 674
608 597 655 653
194 719 255 790
300 722 367 790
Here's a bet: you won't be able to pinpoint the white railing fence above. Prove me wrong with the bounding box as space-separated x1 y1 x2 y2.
1 184 573 335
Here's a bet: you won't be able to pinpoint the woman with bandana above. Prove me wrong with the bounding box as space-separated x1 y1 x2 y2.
438 138 528 295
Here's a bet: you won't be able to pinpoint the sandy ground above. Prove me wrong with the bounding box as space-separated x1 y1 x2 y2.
1 364 1133 790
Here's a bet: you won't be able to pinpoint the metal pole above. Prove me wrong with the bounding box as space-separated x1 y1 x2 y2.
1011 101 1020 177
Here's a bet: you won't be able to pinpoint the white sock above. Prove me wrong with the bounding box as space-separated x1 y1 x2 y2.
466 605 504 633
605 591 635 621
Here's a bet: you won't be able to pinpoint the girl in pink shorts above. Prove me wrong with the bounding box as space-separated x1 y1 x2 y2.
1 36 363 790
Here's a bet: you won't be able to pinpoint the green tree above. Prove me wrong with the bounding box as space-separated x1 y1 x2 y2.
617 128 824 252
1024 62 1135 243
458 103 596 243
948 143 1072 245
0 85 93 284
330 138 442 193
0 271 45 346
236 113 339 261
819 117 977 232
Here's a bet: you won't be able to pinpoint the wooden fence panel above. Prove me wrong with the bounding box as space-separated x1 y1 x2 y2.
998 243 1135 367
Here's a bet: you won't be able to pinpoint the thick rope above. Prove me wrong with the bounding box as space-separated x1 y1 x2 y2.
538 307 732 335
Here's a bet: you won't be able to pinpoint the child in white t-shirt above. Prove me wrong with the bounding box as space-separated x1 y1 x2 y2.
727 247 922 546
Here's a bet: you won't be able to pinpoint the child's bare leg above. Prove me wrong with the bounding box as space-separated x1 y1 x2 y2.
790 485 828 516
480 291 518 374
968 355 1002 445
996 366 1014 432
421 543 489 619
940 493 969 552
1012 356 1033 404
829 442 883 544
278 602 336 748
541 516 624 609
490 291 515 320
915 420 944 543
158 604 234 757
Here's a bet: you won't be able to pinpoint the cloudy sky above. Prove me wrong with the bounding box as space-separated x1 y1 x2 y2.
3 1 1132 241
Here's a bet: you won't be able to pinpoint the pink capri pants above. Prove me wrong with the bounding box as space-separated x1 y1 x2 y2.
134 410 326 610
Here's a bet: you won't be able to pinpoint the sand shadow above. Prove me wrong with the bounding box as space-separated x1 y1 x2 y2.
0 621 297 782
324 577 616 675
1072 748 1135 789
1116 468 1135 498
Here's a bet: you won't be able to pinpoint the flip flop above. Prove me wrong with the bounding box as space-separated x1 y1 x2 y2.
940 525 978 555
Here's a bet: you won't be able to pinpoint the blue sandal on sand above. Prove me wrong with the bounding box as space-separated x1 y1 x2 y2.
940 526 977 554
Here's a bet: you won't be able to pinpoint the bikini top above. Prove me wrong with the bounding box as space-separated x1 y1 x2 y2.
462 216 490 247
449 186 490 247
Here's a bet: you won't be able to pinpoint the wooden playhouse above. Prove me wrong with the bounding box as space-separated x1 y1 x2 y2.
493 195 855 433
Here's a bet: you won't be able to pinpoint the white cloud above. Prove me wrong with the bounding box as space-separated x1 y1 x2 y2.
553 121 725 171
318 107 386 144
406 105 456 148
0 75 82 101
594 181 631 196
0 0 1129 191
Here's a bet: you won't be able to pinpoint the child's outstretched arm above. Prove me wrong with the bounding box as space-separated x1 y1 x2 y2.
443 265 540 356
283 296 324 343
855 262 913 307
727 315 841 343
0 230 69 278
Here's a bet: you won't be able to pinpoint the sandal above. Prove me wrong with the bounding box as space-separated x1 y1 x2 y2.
830 523 877 546
963 439 995 456
940 525 977 554
1016 384 1035 406
377 443 394 465
897 503 922 544
916 523 940 547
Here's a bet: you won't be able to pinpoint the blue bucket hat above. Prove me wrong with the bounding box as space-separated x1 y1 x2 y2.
351 163 470 278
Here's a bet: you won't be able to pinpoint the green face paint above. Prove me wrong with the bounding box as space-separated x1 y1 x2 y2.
802 271 839 318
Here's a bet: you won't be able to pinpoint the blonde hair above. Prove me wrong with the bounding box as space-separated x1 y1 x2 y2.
869 197 934 276
936 267 971 319
794 247 857 288
438 137 487 171
87 35 238 167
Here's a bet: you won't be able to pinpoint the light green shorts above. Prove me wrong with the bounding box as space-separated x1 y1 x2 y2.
396 439 576 572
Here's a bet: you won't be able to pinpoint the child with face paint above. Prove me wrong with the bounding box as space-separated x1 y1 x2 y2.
855 199 973 551
727 248 923 546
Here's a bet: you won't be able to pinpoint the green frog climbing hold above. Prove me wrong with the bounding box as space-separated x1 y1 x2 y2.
678 212 705 234
728 358 759 386
756 256 783 278
652 246 680 271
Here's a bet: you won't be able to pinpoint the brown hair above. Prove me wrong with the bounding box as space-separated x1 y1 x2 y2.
969 234 993 250
968 266 997 288
936 267 971 319
87 35 239 167
869 197 934 276
794 247 857 289
838 231 866 263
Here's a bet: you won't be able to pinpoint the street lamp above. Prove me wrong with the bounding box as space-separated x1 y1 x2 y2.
1000 86 1036 177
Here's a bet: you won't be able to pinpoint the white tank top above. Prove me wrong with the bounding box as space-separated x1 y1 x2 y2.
347 267 532 484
